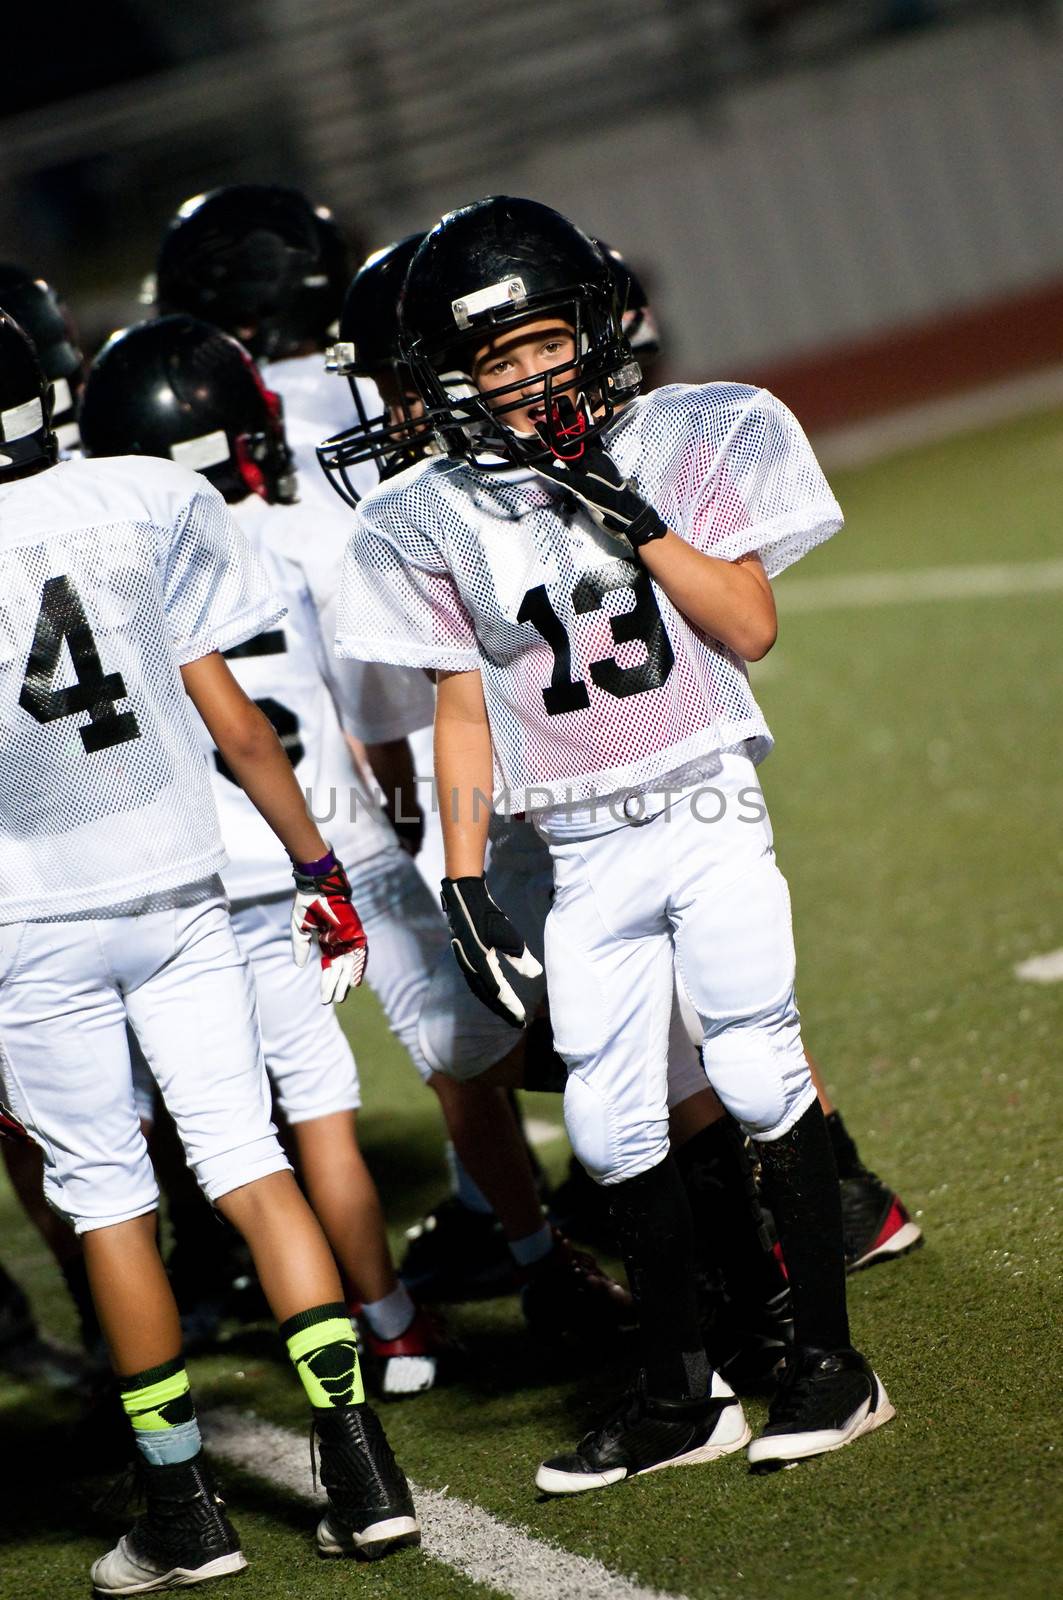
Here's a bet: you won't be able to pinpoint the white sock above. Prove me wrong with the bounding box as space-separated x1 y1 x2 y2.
508 1222 554 1269
361 1283 416 1342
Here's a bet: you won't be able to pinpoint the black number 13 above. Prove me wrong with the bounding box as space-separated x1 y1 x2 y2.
517 563 675 716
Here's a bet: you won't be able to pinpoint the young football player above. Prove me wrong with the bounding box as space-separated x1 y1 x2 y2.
335 198 895 1490
0 313 417 1587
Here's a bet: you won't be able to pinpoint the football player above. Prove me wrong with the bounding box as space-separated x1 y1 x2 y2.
321 234 795 1377
335 198 895 1489
0 263 85 453
0 313 417 1586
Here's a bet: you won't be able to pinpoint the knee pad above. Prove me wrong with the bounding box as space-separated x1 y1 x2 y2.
700 996 813 1140
564 1070 670 1187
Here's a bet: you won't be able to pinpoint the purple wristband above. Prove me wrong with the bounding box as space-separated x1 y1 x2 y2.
294 846 337 877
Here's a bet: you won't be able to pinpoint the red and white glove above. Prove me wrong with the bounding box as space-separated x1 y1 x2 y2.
290 847 368 1004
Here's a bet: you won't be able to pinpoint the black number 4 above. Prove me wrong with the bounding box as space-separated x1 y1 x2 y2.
19 575 140 753
518 563 675 716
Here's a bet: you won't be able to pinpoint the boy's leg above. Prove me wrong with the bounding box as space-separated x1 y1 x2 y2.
670 761 893 1466
0 914 247 1592
532 828 750 1494
128 894 419 1557
230 891 438 1394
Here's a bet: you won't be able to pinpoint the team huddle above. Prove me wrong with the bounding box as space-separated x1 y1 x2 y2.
0 187 921 1593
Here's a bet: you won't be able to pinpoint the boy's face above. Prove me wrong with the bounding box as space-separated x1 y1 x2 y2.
470 316 578 437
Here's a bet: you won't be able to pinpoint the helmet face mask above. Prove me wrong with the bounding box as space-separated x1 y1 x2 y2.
398 198 642 470
317 233 437 508
79 316 297 505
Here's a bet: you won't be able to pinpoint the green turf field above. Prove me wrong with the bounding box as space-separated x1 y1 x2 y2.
2 405 1062 1600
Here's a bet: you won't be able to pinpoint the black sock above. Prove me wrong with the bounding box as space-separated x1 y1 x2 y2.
757 1102 850 1352
607 1156 709 1399
675 1118 788 1315
825 1109 863 1180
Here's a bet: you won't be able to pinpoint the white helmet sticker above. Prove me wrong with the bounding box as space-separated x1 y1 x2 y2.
51 376 72 415
171 430 230 471
1 396 43 441
451 277 528 330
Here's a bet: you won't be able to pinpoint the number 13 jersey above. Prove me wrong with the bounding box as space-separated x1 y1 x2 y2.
336 383 843 813
0 455 283 923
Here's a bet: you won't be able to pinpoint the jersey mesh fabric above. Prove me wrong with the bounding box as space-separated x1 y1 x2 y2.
0 455 283 922
205 498 394 903
336 384 841 812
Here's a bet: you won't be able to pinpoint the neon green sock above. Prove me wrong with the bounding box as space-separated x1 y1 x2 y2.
120 1357 196 1431
120 1357 201 1465
281 1301 364 1408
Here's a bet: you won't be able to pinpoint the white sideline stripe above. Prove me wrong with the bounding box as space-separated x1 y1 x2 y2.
776 558 1063 614
1014 948 1063 984
204 1409 690 1600
814 363 1063 471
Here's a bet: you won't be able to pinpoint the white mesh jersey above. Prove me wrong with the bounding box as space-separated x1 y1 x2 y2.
336 383 843 813
201 497 396 902
260 352 381 512
260 354 434 743
0 455 283 923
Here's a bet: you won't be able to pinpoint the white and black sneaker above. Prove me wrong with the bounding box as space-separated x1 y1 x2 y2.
313 1402 420 1560
536 1370 751 1495
747 1344 894 1471
90 1451 246 1594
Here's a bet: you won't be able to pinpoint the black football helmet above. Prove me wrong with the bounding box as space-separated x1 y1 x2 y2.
595 241 661 366
0 311 58 477
0 265 85 450
155 185 348 361
398 196 641 468
79 315 296 505
317 232 429 507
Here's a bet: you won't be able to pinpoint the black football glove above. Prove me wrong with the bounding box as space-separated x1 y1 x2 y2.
533 395 668 553
440 876 543 1027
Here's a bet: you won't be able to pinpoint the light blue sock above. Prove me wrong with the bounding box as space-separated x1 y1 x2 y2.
508 1222 554 1269
134 1417 202 1467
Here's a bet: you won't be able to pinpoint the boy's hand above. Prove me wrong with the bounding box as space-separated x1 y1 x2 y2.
533 396 668 552
291 849 368 1004
440 876 542 1027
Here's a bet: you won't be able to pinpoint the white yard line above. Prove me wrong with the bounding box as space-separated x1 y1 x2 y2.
523 1116 564 1148
204 1408 690 1600
775 558 1063 614
1014 949 1063 984
814 365 1063 471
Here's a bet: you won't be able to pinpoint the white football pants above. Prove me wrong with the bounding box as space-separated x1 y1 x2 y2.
0 883 288 1233
544 754 815 1186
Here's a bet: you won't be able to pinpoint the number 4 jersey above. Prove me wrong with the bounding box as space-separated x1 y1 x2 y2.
0 455 283 923
335 383 843 816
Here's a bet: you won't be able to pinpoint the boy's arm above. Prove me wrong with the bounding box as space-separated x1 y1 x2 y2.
434 667 494 877
180 651 366 1001
181 651 327 863
637 540 777 661
434 667 540 1026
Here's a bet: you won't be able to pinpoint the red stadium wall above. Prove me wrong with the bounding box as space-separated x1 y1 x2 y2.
744 278 1063 433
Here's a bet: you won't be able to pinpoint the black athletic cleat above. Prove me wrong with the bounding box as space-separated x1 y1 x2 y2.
399 1195 515 1301
841 1169 923 1273
536 1370 750 1495
747 1344 894 1471
90 1451 246 1593
312 1402 420 1560
520 1233 635 1345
